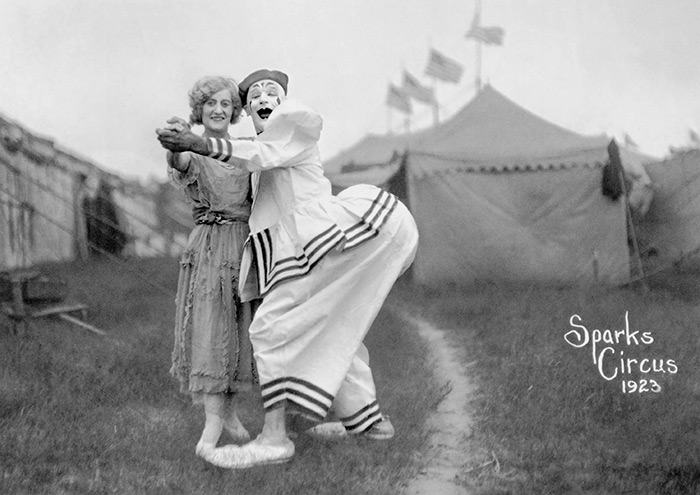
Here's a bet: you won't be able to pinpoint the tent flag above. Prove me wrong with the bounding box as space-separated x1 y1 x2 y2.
402 70 435 104
386 84 412 114
690 128 700 146
465 13 505 45
424 48 463 83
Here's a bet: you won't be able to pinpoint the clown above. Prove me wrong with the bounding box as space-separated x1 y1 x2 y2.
157 69 418 469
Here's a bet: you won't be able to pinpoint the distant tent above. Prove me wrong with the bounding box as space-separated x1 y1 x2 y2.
327 85 638 287
0 116 89 269
636 150 700 264
0 111 184 271
155 180 193 256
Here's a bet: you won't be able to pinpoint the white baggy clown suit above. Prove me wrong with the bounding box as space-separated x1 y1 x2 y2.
205 98 418 434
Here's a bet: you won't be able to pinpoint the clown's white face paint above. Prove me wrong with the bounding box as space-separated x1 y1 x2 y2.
246 79 286 134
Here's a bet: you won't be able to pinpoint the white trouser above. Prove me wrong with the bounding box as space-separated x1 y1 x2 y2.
251 202 418 432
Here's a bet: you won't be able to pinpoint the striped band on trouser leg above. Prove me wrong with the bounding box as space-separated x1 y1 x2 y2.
343 189 398 249
340 400 382 434
261 377 334 421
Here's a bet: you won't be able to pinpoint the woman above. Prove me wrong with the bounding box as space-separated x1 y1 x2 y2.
166 76 257 463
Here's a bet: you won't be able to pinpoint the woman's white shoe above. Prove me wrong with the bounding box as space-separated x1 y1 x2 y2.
212 435 295 469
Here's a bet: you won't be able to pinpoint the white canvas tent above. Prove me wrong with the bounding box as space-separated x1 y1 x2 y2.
636 150 700 263
328 85 635 287
0 111 186 271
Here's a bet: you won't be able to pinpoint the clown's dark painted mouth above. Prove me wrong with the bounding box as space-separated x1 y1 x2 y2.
257 108 273 120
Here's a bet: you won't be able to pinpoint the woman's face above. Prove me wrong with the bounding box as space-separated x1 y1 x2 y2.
246 80 285 134
201 89 235 136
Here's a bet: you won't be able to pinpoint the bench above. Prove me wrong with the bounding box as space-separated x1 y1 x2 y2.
0 269 105 336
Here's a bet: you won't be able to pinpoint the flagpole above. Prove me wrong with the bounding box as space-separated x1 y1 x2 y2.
475 0 482 92
476 40 482 91
426 38 439 126
432 76 439 126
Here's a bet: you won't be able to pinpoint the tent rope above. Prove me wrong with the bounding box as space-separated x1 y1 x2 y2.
0 163 187 257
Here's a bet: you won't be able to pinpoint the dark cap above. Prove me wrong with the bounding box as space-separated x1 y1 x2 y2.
239 69 289 105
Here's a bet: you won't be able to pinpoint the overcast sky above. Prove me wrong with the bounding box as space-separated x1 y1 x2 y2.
1 0 698 182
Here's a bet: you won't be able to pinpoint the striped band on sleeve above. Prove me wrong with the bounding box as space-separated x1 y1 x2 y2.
207 137 234 162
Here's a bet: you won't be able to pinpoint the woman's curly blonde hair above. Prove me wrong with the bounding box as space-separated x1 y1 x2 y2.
187 76 243 126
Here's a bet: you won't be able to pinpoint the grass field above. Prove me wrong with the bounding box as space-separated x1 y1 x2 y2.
400 262 700 495
3 256 700 494
0 256 444 495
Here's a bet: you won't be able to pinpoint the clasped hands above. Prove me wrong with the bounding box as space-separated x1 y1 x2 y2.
156 117 208 154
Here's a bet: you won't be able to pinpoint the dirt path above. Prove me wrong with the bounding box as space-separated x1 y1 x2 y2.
392 306 480 495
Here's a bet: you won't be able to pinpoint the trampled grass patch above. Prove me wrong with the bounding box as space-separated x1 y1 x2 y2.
400 269 700 494
0 257 443 495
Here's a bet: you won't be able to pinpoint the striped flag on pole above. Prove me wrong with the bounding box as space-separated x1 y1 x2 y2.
424 48 463 84
465 13 505 45
402 71 435 104
386 84 412 114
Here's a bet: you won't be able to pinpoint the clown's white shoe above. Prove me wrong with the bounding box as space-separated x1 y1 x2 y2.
307 416 395 441
305 421 348 440
360 416 395 440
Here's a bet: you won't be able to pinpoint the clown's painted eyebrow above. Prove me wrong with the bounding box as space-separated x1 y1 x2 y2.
251 81 280 93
